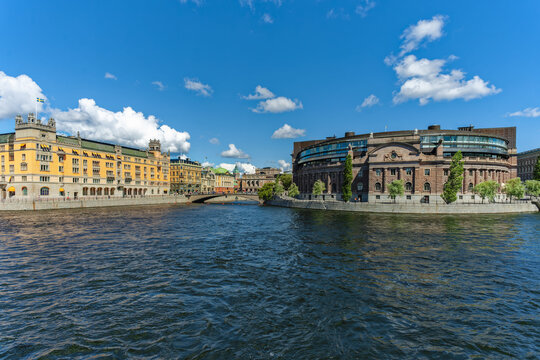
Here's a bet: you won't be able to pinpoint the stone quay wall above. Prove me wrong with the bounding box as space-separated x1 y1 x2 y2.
267 198 539 214
0 195 189 211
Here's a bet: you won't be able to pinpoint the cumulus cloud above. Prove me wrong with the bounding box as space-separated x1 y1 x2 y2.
221 143 250 159
0 71 47 119
399 15 446 57
262 13 273 23
253 96 303 113
104 72 117 80
278 159 291 172
508 107 540 118
392 55 500 105
202 161 215 167
219 162 256 174
209 137 220 145
51 98 191 153
355 0 376 17
356 94 380 111
152 81 165 91
243 85 275 100
184 78 213 97
272 124 306 139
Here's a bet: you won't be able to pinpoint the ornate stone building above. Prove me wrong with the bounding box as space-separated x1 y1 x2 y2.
201 167 216 193
292 125 517 203
0 113 170 199
517 148 540 181
240 167 281 193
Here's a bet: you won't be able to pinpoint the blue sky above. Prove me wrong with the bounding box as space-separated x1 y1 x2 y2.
1 0 539 172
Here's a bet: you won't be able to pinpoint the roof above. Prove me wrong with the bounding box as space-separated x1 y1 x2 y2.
0 133 15 143
212 167 231 174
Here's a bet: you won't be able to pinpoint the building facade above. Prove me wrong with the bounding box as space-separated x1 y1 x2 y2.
212 168 235 193
517 148 540 181
0 113 170 199
170 158 202 194
240 167 281 193
201 167 216 193
293 125 517 203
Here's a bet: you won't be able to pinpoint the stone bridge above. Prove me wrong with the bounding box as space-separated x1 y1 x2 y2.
186 193 261 204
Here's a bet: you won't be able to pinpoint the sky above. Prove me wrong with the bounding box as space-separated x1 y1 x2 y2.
1 0 539 173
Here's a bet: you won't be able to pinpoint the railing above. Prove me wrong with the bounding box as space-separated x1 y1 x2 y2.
0 194 186 204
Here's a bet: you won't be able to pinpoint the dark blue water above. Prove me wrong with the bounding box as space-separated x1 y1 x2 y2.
0 204 539 359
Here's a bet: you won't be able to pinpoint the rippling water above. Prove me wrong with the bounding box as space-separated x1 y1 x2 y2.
0 204 539 359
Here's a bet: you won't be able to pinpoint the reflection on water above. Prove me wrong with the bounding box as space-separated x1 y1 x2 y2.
0 204 539 359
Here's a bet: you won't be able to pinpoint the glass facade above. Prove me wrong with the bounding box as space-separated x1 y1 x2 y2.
420 135 508 157
298 140 367 164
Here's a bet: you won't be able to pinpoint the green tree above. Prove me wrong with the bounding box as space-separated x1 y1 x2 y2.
388 179 404 203
274 181 284 196
473 180 500 203
312 179 326 195
258 182 275 201
534 157 540 180
525 180 540 197
288 183 300 197
278 173 293 191
341 154 353 202
441 151 464 204
504 177 525 202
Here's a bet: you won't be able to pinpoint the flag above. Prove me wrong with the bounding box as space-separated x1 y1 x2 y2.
36 98 45 103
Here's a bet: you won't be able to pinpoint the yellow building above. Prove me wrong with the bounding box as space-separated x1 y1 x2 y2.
170 158 202 194
0 113 170 199
212 167 235 193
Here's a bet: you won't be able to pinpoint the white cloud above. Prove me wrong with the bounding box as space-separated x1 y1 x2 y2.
392 55 501 105
272 123 305 139
202 161 215 167
152 81 165 91
262 13 273 23
104 72 117 80
209 137 220 144
0 71 47 119
243 85 275 100
399 15 446 57
253 96 303 113
356 94 380 111
278 159 291 172
508 107 540 118
51 98 191 153
355 0 376 17
219 162 256 174
184 78 213 97
221 143 250 159
179 154 188 160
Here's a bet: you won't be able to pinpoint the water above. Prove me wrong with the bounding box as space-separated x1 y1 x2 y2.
0 204 539 359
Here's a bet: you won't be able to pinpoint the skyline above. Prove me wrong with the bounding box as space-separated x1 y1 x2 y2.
1 1 539 174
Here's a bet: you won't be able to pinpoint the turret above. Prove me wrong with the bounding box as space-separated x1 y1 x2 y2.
149 139 161 152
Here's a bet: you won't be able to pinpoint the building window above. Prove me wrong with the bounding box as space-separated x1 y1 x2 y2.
22 154 26 161
9 165 14 173
405 168 412 175
424 169 430 176
469 169 473 176
20 162 27 171
424 182 431 192
39 176 50 182
444 169 449 176
59 177 63 182
73 178 79 183
22 187 28 196
375 169 382 176
375 182 382 191
468 183 474 192
93 179 100 184
21 176 27 181
59 166 64 172
357 183 363 191
406 195 411 200
376 195 380 199
390 168 397 176
40 187 49 196
405 182 412 191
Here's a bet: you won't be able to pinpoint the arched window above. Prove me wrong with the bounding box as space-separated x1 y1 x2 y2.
375 182 382 191
22 187 28 196
40 187 49 196
357 183 363 191
424 182 431 192
405 182 412 191
468 183 474 192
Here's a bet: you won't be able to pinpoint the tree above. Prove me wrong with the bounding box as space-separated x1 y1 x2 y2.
441 151 464 204
342 154 353 202
525 180 540 197
534 157 540 181
279 173 293 191
258 182 275 201
473 180 500 203
388 179 404 203
274 181 284 196
288 183 300 197
504 177 525 202
312 179 326 195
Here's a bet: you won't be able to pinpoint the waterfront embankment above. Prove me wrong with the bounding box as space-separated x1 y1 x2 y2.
268 197 539 214
0 195 190 211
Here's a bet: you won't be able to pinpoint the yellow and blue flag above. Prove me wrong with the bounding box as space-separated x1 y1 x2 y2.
36 98 45 103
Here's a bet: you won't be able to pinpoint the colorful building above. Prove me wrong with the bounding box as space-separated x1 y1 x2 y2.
240 167 281 193
201 167 216 193
170 158 202 194
212 167 235 193
0 113 170 199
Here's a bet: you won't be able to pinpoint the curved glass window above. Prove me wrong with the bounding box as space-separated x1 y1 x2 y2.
298 140 367 164
420 135 508 155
